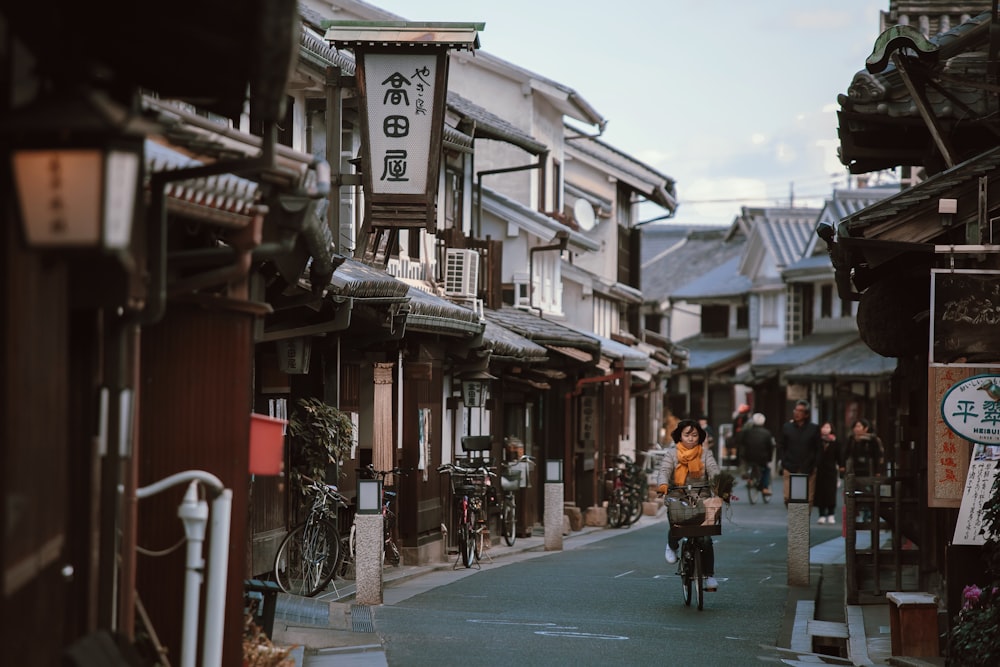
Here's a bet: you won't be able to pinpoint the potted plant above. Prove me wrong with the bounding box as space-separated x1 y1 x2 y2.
948 471 1000 665
287 397 354 496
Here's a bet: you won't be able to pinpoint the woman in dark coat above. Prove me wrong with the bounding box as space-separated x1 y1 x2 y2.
814 422 840 524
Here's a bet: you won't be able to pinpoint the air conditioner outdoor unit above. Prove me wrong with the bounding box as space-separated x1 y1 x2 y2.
444 248 479 298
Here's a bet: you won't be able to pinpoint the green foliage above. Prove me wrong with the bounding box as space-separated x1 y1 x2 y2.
948 464 1000 666
286 397 353 495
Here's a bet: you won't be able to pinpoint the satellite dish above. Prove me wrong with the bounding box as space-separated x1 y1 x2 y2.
574 199 596 231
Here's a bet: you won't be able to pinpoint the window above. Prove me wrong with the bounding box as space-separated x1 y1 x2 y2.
531 251 563 315
761 293 778 327
444 166 463 232
820 284 833 319
735 304 749 331
701 305 728 336
840 296 853 318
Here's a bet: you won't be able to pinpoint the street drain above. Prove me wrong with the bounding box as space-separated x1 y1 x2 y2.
351 604 375 633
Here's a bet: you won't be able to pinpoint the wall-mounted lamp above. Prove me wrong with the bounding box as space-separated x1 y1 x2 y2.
545 459 563 484
788 473 809 504
459 369 496 408
357 478 382 515
939 198 957 227
5 89 146 252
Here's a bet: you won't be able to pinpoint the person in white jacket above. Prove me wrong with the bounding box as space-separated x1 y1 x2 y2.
656 418 721 590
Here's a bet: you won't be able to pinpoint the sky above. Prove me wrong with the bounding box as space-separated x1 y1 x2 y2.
368 0 888 226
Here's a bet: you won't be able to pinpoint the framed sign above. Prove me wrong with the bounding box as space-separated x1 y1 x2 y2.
930 269 1000 367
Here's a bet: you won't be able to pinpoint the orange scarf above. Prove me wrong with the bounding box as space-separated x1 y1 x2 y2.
674 444 704 487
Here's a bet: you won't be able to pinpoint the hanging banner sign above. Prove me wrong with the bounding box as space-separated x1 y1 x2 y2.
941 373 1000 444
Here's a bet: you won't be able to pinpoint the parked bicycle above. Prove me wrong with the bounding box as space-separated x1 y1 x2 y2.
438 461 490 568
273 474 348 597
497 455 534 547
605 454 646 528
362 464 405 566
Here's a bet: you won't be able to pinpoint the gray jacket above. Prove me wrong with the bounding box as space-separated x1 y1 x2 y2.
655 445 721 490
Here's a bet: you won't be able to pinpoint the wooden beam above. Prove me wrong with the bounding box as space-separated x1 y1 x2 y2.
892 52 957 169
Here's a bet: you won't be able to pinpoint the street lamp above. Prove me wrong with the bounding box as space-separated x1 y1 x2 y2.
357 478 382 515
4 88 147 252
789 473 810 503
546 459 564 484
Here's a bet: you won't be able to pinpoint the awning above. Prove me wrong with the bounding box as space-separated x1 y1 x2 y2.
784 339 897 383
754 332 859 370
483 321 548 363
483 305 600 353
547 345 594 364
403 287 484 336
676 335 751 373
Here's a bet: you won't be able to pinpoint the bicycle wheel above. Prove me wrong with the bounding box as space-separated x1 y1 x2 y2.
473 524 486 561
680 541 692 607
625 492 643 526
274 518 339 596
747 472 761 505
606 495 622 528
502 497 517 546
694 541 705 611
460 509 476 568
383 510 399 566
336 531 355 580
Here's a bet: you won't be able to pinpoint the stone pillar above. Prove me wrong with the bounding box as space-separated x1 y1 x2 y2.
355 513 383 605
544 483 564 551
787 503 810 586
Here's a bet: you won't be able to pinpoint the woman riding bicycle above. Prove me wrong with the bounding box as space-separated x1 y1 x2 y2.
656 419 721 591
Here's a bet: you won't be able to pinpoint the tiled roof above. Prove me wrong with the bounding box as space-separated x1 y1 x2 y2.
670 256 751 301
785 339 896 382
483 321 548 362
753 332 858 369
404 287 483 335
483 306 600 352
673 334 751 373
747 208 822 269
328 257 410 299
640 229 744 301
840 146 1000 239
448 92 547 155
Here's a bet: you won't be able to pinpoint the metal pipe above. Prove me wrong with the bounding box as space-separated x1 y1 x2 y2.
475 156 546 238
176 481 208 667
201 489 233 667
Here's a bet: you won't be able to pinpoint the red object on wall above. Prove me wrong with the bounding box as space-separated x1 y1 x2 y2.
249 414 286 475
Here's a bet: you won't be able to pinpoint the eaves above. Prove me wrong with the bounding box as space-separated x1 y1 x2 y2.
481 187 600 252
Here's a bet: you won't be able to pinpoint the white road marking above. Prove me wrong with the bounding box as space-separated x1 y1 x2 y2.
535 631 628 640
614 570 635 578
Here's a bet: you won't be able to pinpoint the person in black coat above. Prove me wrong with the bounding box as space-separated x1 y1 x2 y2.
739 412 774 496
814 422 840 524
777 399 822 506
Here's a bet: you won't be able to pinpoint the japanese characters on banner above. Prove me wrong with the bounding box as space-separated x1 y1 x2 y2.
362 52 437 197
928 268 1000 517
938 373 1000 543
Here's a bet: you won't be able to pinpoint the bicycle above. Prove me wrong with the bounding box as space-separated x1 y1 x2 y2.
273 475 348 597
498 455 534 547
362 464 405 566
605 455 645 528
742 461 771 505
438 461 490 568
665 486 722 611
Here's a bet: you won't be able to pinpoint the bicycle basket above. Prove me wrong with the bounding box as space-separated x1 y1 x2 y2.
500 470 521 492
666 493 706 526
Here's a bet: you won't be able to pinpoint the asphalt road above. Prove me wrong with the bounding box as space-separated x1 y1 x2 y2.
369 493 801 666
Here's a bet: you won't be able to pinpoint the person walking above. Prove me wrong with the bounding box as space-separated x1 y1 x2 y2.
814 422 840 524
777 400 822 507
739 412 774 497
656 419 722 591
